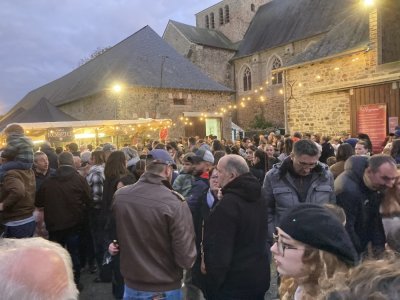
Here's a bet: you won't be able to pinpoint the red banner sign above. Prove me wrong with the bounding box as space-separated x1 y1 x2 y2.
357 104 387 154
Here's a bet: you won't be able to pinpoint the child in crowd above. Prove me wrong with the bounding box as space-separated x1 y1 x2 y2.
0 123 34 180
172 152 195 197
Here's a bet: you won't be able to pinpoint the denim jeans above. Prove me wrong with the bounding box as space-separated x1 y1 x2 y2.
49 227 81 284
4 220 36 238
123 285 181 300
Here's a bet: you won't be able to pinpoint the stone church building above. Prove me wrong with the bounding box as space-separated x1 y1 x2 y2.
4 26 234 139
4 0 400 141
164 0 400 137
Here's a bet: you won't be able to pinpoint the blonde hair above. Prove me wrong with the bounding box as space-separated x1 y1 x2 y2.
380 170 400 217
324 253 400 299
279 247 350 300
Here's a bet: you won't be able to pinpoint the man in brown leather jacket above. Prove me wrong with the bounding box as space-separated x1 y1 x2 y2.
112 149 196 299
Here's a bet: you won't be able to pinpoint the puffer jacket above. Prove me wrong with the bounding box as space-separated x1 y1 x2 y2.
263 157 335 242
204 172 270 299
335 156 385 256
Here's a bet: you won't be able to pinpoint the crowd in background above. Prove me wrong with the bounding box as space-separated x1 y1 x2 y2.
1 122 400 299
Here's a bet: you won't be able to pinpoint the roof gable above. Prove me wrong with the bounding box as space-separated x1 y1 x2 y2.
8 26 232 116
235 0 365 58
0 97 76 129
167 20 238 51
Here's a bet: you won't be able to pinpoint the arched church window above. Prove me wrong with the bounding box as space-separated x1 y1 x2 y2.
225 5 230 23
271 57 283 85
219 8 224 25
205 15 209 29
251 4 255 12
210 13 215 29
243 67 252 91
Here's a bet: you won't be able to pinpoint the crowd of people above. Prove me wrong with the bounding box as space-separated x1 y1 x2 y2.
0 122 400 299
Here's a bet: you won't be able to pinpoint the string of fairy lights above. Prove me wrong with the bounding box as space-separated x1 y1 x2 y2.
175 53 363 127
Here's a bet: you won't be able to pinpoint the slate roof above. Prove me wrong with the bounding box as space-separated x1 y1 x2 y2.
287 8 369 66
235 0 369 60
166 20 239 51
6 26 232 117
0 97 77 130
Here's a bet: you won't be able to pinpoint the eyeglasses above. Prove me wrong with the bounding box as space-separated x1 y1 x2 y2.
273 233 301 256
210 176 218 180
293 157 318 168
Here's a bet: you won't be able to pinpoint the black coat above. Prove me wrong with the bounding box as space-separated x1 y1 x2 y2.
204 172 270 299
335 156 385 257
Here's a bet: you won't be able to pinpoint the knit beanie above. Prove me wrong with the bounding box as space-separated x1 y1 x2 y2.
58 151 74 166
279 203 358 266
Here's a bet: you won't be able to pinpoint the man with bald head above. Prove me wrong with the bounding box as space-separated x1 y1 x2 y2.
203 154 270 299
0 237 78 300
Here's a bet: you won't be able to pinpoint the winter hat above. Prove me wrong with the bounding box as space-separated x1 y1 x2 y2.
394 129 400 139
188 149 214 164
58 151 74 167
148 149 176 169
279 203 358 266
344 138 358 148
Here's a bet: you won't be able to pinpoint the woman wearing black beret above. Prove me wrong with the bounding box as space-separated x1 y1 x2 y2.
271 203 358 300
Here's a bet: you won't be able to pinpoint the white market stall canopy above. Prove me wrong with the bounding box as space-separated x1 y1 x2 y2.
0 118 173 144
3 119 172 132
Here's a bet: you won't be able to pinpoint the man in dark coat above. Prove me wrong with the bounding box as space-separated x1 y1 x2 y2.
40 142 59 170
335 155 397 257
204 154 270 299
36 151 91 289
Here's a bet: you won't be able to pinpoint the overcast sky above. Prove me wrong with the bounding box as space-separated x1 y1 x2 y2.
0 0 219 114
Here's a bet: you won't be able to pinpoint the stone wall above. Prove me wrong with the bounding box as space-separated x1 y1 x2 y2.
59 87 232 139
233 35 324 129
283 4 400 136
163 25 192 57
195 0 271 43
163 23 236 88
189 45 235 88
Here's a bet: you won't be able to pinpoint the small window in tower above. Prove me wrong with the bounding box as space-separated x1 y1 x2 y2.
205 15 209 29
271 57 283 85
243 67 252 91
251 4 255 12
219 8 224 25
225 5 230 23
173 98 185 105
210 13 215 29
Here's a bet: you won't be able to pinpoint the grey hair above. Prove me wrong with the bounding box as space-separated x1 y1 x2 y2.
0 237 78 300
368 154 396 173
224 154 249 176
33 151 47 163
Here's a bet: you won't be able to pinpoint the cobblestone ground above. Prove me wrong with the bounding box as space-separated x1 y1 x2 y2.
79 265 278 300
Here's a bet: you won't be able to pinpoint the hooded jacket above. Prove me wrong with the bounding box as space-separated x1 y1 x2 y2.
35 166 91 232
263 157 335 242
334 156 385 256
204 172 270 298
